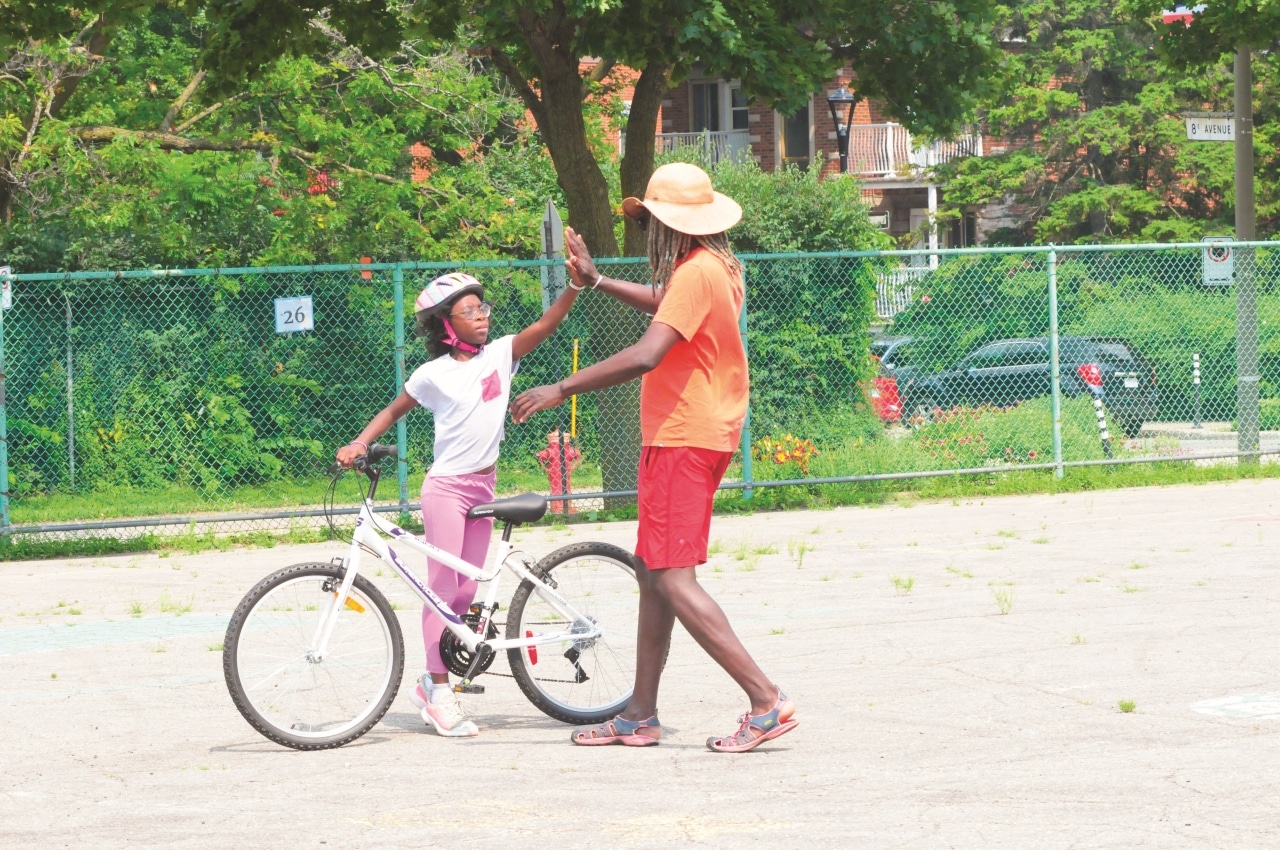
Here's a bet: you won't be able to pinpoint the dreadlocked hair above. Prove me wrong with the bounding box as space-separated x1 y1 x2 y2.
646 215 743 292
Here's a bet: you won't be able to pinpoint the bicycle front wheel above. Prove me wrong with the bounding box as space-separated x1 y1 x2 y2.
506 542 639 724
223 563 404 750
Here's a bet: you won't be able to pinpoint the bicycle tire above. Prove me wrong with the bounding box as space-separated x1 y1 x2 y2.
223 562 404 750
505 542 639 724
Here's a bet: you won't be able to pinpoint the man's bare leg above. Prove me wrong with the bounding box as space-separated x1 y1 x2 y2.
648 566 777 716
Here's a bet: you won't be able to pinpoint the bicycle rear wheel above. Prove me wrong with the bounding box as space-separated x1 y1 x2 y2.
223 563 404 750
506 542 639 724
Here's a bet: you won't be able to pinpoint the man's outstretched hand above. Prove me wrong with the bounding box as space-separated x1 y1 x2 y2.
511 384 567 424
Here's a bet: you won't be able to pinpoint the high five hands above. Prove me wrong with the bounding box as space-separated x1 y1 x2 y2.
510 228 594 424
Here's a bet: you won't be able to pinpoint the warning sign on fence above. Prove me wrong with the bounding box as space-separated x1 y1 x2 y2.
1201 236 1234 286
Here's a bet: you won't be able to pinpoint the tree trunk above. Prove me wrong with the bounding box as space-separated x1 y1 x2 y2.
503 21 646 498
619 63 671 257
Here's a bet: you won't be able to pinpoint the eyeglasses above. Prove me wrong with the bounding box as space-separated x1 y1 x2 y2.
450 301 492 321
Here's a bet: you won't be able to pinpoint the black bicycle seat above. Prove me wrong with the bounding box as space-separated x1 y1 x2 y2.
466 492 548 524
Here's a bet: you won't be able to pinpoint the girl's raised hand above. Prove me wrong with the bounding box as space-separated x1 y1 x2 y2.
564 227 598 287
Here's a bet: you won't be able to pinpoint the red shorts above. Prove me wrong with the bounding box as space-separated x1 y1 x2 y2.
635 445 733 570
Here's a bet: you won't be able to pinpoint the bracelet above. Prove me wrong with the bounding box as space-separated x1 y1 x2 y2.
349 439 369 452
592 272 604 289
567 279 585 291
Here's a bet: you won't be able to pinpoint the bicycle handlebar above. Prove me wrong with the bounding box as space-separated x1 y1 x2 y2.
327 443 398 477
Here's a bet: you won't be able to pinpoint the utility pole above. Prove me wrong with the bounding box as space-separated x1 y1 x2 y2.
1235 45 1259 463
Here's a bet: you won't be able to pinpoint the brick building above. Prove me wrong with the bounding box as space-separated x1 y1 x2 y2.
613 63 1002 256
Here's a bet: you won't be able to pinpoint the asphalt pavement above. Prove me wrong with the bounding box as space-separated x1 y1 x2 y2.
3 478 1279 848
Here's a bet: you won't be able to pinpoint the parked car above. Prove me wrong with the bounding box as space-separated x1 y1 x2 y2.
899 336 1158 437
871 335 915 376
867 357 903 423
868 336 916 423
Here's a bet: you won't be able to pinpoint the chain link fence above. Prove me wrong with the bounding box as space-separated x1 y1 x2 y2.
2 242 1278 540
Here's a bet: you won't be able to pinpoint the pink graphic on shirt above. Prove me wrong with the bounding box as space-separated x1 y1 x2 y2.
480 370 502 403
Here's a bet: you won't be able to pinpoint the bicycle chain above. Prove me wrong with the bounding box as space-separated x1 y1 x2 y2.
461 618 590 685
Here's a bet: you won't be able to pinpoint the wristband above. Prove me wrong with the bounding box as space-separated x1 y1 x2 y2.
567 279 585 291
592 272 604 289
350 439 369 453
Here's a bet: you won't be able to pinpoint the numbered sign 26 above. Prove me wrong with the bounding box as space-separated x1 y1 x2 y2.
274 296 314 333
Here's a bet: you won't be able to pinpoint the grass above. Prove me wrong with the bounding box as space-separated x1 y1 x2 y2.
1118 700 1137 713
787 539 811 568
991 585 1015 615
157 589 193 615
890 575 915 595
8 394 1280 560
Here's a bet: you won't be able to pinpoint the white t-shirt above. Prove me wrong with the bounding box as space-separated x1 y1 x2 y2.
404 335 518 476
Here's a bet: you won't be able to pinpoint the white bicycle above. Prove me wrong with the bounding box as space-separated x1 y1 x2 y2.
223 444 640 750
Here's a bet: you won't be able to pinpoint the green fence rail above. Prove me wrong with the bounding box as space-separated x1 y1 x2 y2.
3 241 1279 539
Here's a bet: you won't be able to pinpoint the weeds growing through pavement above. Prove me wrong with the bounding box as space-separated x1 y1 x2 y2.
890 575 915 595
1118 700 1136 713
992 586 1015 615
157 589 193 615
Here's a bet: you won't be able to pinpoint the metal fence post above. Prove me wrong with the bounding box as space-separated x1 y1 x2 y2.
1193 352 1202 428
0 282 8 534
64 292 75 491
1047 248 1064 479
739 283 753 500
393 265 410 511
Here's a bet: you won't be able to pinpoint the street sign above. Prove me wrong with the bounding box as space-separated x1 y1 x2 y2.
274 295 314 333
868 212 890 229
539 199 566 311
1186 114 1234 141
1202 236 1234 286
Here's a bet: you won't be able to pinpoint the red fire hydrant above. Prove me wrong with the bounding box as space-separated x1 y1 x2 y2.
536 430 581 513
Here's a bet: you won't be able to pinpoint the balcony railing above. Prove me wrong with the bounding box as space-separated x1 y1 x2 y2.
875 265 932 319
621 129 751 165
848 124 982 178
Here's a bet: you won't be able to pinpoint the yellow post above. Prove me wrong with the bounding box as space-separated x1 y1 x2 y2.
570 338 579 439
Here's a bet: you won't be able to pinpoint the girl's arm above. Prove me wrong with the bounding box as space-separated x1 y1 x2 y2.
335 390 418 467
564 226 662 314
511 274 581 360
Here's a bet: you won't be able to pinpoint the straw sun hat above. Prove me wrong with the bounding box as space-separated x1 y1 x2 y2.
621 162 742 236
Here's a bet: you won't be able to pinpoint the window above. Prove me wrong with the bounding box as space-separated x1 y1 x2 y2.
964 344 1009 369
781 103 811 171
1005 342 1049 366
730 86 748 130
692 83 720 132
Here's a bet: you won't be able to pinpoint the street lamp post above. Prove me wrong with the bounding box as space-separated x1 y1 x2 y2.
827 84 856 175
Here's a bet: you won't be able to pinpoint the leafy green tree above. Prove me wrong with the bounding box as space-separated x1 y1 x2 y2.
937 1 1280 243
175 1 1002 256
0 4 558 269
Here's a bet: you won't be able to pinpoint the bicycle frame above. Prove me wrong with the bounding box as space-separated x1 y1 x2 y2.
308 494 604 672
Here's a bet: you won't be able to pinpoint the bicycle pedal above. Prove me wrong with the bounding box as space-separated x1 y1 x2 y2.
453 684 485 694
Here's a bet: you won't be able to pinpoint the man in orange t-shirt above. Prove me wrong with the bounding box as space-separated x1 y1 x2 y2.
511 163 797 754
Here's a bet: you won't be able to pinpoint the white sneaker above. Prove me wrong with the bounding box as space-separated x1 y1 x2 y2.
409 677 479 737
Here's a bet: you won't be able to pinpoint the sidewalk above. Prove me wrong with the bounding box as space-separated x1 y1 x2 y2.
3 479 1279 848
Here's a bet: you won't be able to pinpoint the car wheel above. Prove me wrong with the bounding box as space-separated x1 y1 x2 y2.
1116 417 1143 439
908 395 940 428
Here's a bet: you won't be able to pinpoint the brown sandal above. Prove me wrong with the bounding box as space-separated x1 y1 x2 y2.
571 714 661 747
706 690 798 753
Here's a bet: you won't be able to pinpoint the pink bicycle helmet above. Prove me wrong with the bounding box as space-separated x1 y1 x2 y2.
415 272 484 314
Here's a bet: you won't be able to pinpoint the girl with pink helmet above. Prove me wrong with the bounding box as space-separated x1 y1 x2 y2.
336 270 580 737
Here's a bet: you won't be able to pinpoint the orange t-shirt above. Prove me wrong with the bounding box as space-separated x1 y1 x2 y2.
641 248 750 451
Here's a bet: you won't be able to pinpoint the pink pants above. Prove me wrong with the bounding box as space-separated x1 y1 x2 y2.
420 470 496 676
